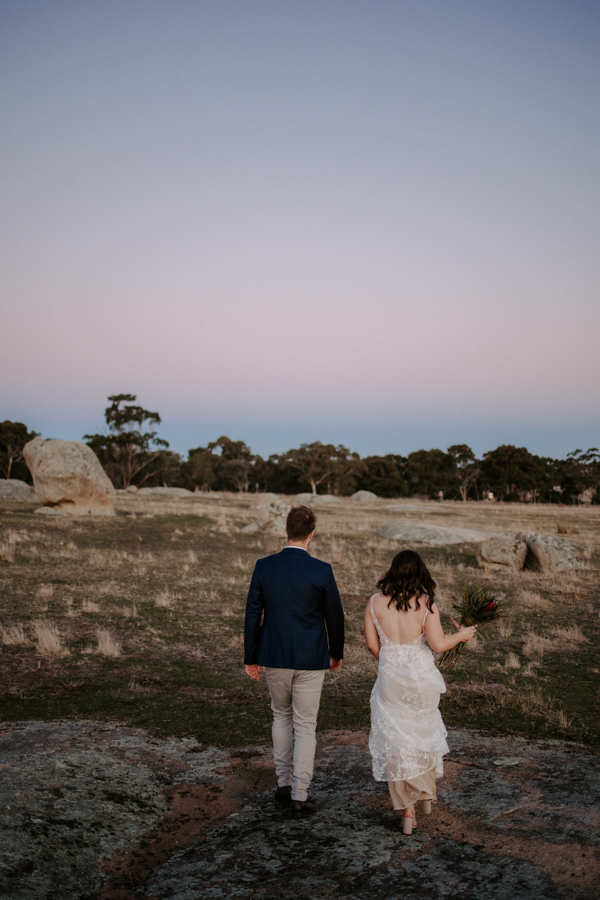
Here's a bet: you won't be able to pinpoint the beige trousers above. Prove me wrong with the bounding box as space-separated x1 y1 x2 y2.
264 668 326 802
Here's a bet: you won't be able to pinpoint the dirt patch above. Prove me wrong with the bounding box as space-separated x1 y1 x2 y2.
1 721 599 900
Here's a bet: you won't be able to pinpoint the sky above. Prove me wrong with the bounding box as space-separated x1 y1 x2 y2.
1 0 599 461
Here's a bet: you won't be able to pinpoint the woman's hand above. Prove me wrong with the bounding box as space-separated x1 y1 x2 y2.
456 623 477 643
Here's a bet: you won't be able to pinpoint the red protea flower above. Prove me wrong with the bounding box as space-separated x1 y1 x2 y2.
439 584 505 670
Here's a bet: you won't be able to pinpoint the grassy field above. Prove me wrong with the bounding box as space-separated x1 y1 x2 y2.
1 493 599 747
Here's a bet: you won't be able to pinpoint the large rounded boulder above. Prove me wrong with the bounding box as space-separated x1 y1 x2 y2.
23 438 116 516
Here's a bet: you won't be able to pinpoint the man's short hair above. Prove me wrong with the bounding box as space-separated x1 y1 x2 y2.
286 505 317 541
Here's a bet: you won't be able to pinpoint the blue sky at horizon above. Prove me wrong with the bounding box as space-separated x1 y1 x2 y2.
2 1 599 461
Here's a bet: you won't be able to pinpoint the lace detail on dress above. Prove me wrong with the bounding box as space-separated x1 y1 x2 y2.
369 596 449 782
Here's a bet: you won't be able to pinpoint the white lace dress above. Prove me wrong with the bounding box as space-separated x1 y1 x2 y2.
369 596 449 805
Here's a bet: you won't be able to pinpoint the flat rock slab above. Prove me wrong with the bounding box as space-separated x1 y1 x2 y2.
1 722 599 900
380 521 499 545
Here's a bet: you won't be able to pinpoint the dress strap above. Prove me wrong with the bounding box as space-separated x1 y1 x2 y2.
370 595 386 643
370 595 378 627
422 607 430 633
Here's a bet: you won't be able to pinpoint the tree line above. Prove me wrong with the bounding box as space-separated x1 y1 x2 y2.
2 394 598 504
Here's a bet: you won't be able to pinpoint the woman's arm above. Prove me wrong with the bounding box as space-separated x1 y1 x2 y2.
424 604 476 653
364 600 381 660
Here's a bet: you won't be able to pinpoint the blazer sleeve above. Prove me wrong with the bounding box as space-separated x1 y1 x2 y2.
324 565 345 661
244 562 264 665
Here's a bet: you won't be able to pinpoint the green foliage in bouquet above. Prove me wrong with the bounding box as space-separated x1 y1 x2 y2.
438 583 506 671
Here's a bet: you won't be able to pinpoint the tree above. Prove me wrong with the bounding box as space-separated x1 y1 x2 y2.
182 447 217 492
208 436 255 492
447 445 480 502
405 449 453 497
0 420 39 481
143 450 183 487
280 442 362 495
84 394 169 489
355 455 408 498
480 445 552 502
563 448 600 503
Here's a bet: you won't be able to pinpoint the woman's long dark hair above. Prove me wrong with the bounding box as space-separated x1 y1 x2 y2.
377 550 436 612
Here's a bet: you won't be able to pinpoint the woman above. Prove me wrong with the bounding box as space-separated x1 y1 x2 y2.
364 550 476 834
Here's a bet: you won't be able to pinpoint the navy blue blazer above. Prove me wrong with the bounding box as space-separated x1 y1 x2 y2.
244 547 344 670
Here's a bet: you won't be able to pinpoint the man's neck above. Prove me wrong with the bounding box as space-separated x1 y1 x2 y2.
285 539 311 551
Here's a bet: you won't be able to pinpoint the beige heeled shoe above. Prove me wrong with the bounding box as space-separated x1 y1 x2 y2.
422 799 432 815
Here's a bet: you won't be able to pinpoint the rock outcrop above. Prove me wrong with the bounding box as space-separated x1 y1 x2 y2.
517 532 590 572
136 487 193 497
291 493 342 506
380 521 498 545
242 500 290 536
477 535 528 571
477 532 590 572
0 479 37 501
251 493 279 508
23 438 116 516
351 490 378 502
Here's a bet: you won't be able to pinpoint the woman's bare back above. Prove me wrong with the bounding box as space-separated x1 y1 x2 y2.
370 592 433 645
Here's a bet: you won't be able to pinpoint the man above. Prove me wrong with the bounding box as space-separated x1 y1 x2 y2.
244 505 344 818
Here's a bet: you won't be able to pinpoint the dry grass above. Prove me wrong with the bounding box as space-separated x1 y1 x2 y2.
95 629 122 658
1 624 27 645
1 489 598 746
121 604 139 619
521 661 540 677
82 600 100 613
155 590 174 608
497 619 514 639
0 532 17 562
521 632 557 658
32 620 68 657
519 589 550 610
551 624 587 646
220 603 241 618
523 623 588 658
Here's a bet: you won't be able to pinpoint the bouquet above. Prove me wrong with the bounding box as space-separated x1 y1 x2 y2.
438 583 505 671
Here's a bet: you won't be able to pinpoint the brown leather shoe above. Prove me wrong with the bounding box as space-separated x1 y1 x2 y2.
274 785 292 804
291 799 315 818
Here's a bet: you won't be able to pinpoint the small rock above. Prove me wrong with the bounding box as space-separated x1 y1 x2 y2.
0 479 37 501
242 500 290 536
34 506 69 517
351 490 378 503
290 493 317 504
251 493 279 508
493 757 523 767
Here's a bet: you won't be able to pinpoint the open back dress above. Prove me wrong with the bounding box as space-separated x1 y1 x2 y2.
368 595 449 807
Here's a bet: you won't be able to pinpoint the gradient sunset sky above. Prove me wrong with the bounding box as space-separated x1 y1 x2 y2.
2 1 599 460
